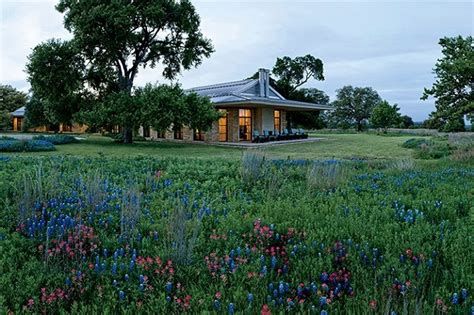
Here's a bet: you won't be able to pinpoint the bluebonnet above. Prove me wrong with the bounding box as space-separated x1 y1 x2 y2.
228 303 234 314
213 300 221 311
247 293 253 304
165 282 173 293
452 293 459 305
319 296 327 306
119 290 125 300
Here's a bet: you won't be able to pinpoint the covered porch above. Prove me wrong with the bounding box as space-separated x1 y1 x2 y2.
212 100 331 143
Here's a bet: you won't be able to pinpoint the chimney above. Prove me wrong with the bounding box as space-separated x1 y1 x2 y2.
258 68 270 97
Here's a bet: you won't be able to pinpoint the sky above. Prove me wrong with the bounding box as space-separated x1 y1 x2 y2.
1 0 472 121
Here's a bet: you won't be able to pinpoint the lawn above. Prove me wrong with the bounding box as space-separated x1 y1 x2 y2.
2 133 422 160
0 132 472 314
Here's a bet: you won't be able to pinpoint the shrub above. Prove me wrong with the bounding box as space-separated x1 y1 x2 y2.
416 141 451 159
33 134 78 145
0 139 56 152
401 138 432 149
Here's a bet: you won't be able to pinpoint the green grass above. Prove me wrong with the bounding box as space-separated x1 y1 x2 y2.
2 133 423 160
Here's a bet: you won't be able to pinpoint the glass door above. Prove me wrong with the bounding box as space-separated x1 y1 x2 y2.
239 109 252 141
218 109 228 142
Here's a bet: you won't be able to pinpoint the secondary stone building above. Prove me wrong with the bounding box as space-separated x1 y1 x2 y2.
10 106 87 133
140 68 332 142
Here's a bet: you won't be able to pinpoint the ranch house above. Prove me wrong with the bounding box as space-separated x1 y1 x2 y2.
140 68 332 142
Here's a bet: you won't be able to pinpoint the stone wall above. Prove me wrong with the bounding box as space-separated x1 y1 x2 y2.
140 107 290 143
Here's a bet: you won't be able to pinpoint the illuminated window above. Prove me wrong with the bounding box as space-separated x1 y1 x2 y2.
274 110 281 132
218 109 228 142
239 109 252 141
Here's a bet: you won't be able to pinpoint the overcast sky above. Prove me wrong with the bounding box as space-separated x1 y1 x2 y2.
1 0 472 121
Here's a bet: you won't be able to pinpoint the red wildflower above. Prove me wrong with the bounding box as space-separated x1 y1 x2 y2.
369 300 377 310
261 304 271 315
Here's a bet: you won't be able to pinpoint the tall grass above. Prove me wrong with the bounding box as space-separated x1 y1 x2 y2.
241 149 267 185
165 194 201 265
306 161 349 191
120 185 142 244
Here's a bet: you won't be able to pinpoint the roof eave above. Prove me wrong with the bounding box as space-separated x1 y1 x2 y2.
213 100 333 111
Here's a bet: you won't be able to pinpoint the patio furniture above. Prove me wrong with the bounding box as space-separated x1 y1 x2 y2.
265 130 276 141
252 130 263 143
299 128 308 139
274 130 283 141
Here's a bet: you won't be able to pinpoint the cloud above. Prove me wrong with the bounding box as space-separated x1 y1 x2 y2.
1 0 472 121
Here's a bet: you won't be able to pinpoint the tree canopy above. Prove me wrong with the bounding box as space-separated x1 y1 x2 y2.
0 84 28 112
272 55 324 99
0 84 28 131
27 0 214 143
26 39 86 125
331 86 382 131
421 36 474 131
370 100 401 131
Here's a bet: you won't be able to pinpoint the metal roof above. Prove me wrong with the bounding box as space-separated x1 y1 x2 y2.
186 75 332 111
10 106 26 117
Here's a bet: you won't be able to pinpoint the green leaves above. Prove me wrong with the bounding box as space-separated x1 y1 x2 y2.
272 54 324 98
0 85 27 113
370 100 402 131
26 39 86 125
422 36 474 131
331 86 382 131
27 0 214 142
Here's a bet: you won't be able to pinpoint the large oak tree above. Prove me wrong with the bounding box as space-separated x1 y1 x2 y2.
422 36 473 131
331 86 382 131
27 0 214 143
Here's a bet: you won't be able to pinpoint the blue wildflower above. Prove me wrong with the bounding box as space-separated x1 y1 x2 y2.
213 299 221 311
461 288 468 300
319 296 327 306
452 293 458 305
119 290 125 300
247 293 254 304
165 282 173 293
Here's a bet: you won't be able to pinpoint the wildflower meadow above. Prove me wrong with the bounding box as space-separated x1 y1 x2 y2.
0 153 472 314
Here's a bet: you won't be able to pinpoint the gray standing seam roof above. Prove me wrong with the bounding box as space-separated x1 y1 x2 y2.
10 106 26 117
186 78 332 110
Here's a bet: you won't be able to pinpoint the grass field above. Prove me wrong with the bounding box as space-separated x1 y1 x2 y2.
0 132 472 314
2 133 423 160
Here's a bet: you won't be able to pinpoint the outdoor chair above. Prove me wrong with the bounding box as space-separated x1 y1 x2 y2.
281 129 290 140
299 128 308 139
287 128 297 139
274 130 283 141
264 130 276 141
252 130 262 143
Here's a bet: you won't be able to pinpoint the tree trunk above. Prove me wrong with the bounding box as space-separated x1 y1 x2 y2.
119 75 134 144
123 126 133 144
356 121 362 131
